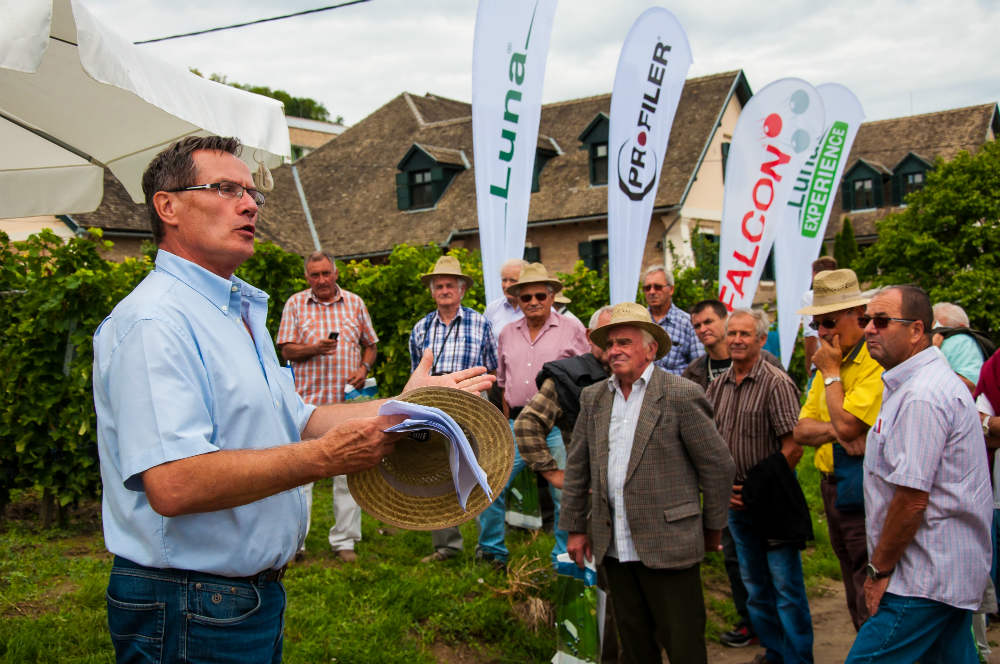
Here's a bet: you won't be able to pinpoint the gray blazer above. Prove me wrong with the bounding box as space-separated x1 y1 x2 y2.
559 367 735 570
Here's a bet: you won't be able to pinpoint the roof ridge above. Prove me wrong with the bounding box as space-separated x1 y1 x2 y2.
402 92 427 127
861 103 996 126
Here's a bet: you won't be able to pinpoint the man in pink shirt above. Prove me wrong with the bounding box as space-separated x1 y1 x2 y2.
478 263 589 568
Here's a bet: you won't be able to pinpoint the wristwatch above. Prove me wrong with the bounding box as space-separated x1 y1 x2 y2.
865 562 893 580
823 376 842 387
984 413 992 438
361 361 372 371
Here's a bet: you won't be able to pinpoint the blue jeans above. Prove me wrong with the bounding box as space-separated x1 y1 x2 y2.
476 422 566 565
106 556 286 663
728 508 813 664
845 592 977 663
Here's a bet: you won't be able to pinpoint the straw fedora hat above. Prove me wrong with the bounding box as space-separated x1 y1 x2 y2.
507 262 563 295
797 269 870 316
347 387 513 531
554 293 571 305
419 255 473 289
589 302 672 360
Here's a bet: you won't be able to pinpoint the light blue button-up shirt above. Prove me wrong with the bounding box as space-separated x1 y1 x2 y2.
93 250 316 577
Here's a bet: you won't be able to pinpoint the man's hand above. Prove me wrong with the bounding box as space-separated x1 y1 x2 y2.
404 349 495 394
346 366 367 390
567 532 592 569
812 334 843 377
730 484 745 510
704 528 722 553
864 575 890 616
839 433 867 456
319 414 405 474
316 337 338 356
541 469 564 490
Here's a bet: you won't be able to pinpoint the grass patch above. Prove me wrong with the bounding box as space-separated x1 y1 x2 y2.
1 466 841 662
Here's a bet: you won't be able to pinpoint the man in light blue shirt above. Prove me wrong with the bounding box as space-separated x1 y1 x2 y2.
932 301 986 390
846 286 991 663
94 136 493 664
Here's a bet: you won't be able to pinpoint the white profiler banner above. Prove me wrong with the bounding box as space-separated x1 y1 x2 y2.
472 0 558 304
608 8 692 305
774 84 864 368
717 78 825 311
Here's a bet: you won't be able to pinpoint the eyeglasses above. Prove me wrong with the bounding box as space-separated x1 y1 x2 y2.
857 315 917 329
519 292 549 303
168 181 265 207
643 283 667 292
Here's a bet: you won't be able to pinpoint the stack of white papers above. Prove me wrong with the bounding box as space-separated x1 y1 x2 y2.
379 400 493 510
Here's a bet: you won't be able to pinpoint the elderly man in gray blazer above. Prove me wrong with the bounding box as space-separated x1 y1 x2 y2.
561 302 735 664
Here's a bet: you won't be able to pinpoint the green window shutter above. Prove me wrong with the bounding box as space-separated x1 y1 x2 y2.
395 172 410 210
578 241 595 270
874 176 884 207
430 166 447 201
721 142 731 183
523 246 540 262
841 179 851 210
891 174 902 206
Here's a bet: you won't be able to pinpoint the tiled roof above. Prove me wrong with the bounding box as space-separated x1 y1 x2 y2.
257 70 748 258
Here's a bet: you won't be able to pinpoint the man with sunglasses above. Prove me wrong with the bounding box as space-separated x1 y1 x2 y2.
92 137 495 663
478 262 589 569
845 286 991 663
794 269 884 631
642 265 703 375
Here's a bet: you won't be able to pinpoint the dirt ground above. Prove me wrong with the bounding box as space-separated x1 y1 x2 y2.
703 581 1000 664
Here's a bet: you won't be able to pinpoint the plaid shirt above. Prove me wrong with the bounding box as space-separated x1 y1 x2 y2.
513 378 563 473
408 306 498 374
276 287 378 405
651 303 704 375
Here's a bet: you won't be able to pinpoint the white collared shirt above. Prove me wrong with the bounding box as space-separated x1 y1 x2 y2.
605 362 656 562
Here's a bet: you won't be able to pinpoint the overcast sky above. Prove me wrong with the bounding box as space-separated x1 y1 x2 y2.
84 0 999 126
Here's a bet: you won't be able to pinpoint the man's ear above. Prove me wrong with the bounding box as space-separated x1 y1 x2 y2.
152 191 180 231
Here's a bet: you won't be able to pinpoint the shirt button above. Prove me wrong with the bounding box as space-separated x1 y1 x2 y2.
221 305 228 312
232 285 239 292
274 399 280 408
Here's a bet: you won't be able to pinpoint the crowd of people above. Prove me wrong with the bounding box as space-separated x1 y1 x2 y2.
92 136 998 664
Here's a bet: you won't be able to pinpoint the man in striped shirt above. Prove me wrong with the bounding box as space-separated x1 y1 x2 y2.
846 286 992 663
707 309 813 664
277 251 378 562
408 256 498 563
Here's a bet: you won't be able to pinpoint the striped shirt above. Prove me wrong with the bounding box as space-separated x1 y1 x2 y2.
605 362 656 562
864 347 992 610
484 296 524 342
276 287 378 405
651 304 704 375
408 306 498 374
707 355 800 483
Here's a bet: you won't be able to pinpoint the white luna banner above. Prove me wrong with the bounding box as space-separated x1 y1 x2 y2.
608 7 692 305
774 84 865 368
472 0 558 304
718 78 825 311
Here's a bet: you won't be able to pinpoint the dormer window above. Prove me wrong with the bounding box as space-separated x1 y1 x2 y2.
891 153 932 205
532 136 560 193
842 159 889 211
579 113 610 186
853 179 874 209
395 143 468 211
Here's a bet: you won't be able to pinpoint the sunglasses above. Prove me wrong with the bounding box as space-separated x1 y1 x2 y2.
643 283 667 292
519 292 549 303
807 317 839 331
857 315 917 329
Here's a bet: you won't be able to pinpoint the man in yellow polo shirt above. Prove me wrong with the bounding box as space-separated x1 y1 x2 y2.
793 269 884 631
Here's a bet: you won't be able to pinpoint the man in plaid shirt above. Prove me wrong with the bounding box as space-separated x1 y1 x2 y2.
409 256 498 563
277 251 378 562
642 265 704 375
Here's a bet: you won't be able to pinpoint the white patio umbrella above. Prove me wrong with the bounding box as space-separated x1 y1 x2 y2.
0 0 291 219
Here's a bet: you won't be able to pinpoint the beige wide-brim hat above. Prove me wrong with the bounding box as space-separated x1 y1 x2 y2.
589 302 672 360
797 269 870 316
419 255 474 289
507 262 563 295
347 387 514 531
554 293 571 305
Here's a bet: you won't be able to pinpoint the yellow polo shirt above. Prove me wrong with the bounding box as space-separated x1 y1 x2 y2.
799 341 884 473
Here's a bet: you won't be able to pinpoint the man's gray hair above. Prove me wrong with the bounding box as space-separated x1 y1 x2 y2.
644 264 674 287
588 305 614 330
501 258 529 272
429 274 467 295
933 302 969 328
304 251 336 273
726 308 770 339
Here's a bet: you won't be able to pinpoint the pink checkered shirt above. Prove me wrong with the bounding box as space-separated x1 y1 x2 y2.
276 287 378 405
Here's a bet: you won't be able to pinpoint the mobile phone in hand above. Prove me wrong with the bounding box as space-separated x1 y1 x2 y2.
329 331 339 341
